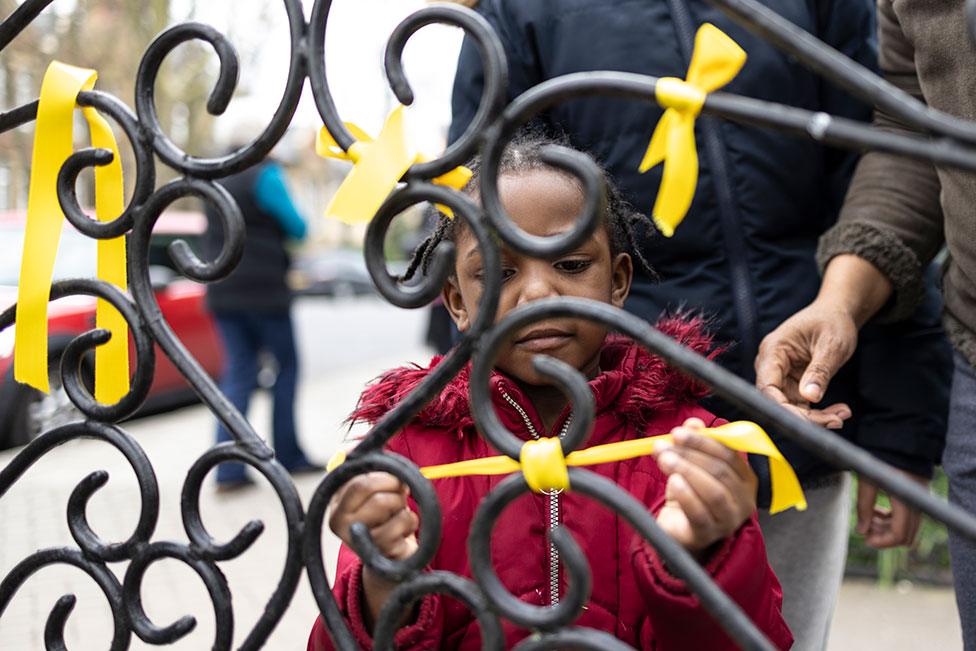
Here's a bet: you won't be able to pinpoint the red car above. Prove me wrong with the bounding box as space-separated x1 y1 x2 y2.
0 210 224 449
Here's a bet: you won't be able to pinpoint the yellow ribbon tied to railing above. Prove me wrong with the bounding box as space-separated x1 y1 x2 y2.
316 105 472 223
638 23 747 237
418 421 806 514
15 61 128 403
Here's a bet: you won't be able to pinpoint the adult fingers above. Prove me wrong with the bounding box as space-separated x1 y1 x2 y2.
820 402 852 419
755 343 793 403
806 402 852 429
798 336 850 403
882 499 921 548
805 409 846 429
864 509 893 548
856 479 879 535
759 383 796 409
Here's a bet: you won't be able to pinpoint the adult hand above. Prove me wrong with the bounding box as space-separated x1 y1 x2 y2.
856 473 929 548
755 300 858 429
654 418 758 556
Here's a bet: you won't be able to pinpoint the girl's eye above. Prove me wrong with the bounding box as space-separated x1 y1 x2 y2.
473 268 515 282
555 259 591 273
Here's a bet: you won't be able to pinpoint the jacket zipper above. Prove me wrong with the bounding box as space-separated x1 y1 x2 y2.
499 387 571 607
666 0 761 375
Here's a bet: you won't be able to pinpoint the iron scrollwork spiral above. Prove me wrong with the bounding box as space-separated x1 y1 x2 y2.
1 0 976 649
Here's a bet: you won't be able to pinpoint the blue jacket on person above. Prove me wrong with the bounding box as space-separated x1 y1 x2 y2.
204 161 307 315
449 0 952 503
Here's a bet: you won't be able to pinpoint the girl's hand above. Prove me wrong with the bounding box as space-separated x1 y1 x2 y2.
328 471 420 631
328 471 419 561
653 418 758 557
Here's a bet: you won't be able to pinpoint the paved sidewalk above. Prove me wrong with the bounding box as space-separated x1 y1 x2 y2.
829 580 961 650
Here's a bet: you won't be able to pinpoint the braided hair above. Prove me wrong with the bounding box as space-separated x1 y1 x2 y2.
401 133 657 283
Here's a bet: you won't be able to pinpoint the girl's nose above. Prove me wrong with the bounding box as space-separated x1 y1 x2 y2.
516 269 559 306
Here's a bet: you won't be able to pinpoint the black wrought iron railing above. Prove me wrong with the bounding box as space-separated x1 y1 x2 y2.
2 0 976 649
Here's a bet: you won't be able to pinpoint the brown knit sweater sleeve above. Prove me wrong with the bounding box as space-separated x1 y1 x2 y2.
816 0 945 321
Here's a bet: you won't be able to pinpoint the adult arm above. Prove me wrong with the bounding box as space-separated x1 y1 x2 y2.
756 0 946 409
255 162 308 241
815 0 949 494
815 0 945 320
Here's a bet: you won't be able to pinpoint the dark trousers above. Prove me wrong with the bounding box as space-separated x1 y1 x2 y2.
945 351 976 649
213 311 308 482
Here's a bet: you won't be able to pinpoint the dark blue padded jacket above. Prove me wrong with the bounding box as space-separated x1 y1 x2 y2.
449 0 952 502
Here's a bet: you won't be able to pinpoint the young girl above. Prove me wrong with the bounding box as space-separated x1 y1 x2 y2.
308 137 791 650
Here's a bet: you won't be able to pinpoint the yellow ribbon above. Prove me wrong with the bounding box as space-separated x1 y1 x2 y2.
326 448 347 473
316 105 472 223
417 421 806 514
638 23 746 237
520 437 570 493
15 61 128 403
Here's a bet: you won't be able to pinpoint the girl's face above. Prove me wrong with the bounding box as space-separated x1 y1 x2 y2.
444 169 633 386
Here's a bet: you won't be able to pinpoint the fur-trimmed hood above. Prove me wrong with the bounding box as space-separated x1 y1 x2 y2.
349 315 720 435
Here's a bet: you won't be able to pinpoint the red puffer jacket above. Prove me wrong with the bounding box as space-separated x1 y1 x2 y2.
309 321 792 650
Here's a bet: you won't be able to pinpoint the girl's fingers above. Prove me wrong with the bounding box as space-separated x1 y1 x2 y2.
672 428 750 477
667 474 716 533
369 507 420 557
672 427 758 484
665 437 752 490
329 488 409 540
332 472 405 516
658 449 740 522
355 490 411 527
387 533 419 561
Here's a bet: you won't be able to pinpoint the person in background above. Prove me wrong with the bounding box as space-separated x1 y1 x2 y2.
755 3 976 646
204 156 321 491
447 1 952 649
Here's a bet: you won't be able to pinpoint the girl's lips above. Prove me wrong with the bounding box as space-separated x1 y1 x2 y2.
514 330 573 352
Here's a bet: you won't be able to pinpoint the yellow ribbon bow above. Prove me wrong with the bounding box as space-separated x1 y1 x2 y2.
15 61 128 402
638 23 747 237
316 105 472 223
417 421 805 514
